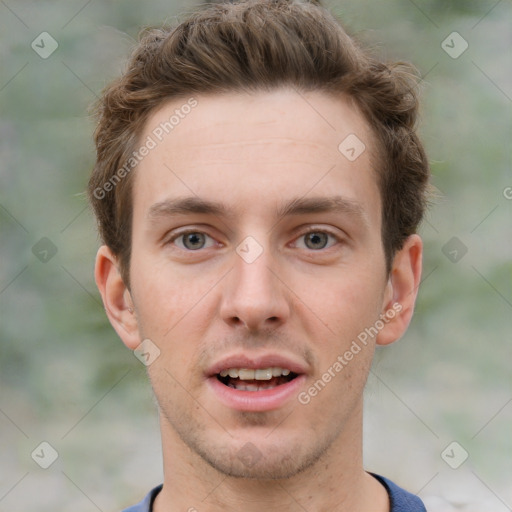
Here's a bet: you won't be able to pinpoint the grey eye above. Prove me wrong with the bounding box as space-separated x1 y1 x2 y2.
303 232 329 250
181 232 207 250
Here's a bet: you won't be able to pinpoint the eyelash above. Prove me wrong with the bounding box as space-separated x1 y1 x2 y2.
166 227 342 252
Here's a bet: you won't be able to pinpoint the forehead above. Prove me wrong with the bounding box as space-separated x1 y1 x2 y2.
131 88 380 226
142 89 371 158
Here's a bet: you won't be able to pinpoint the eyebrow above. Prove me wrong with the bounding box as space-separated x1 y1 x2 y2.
147 195 367 224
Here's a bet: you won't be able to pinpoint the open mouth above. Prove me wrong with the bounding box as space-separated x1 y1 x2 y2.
216 367 299 391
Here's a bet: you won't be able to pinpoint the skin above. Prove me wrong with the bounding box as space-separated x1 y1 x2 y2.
95 88 422 512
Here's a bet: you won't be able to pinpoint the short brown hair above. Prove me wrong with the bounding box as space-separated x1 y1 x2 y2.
88 0 429 288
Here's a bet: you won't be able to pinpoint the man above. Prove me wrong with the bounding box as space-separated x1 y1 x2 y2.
88 0 429 510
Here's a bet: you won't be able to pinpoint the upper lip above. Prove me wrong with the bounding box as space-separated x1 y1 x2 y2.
206 352 309 377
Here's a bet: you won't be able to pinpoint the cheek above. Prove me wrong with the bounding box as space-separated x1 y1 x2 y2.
295 268 385 340
132 256 212 326
131 258 218 373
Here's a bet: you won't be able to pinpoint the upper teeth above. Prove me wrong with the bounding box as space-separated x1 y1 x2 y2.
219 367 291 380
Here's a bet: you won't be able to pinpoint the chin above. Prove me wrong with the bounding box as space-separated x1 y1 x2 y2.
191 433 333 480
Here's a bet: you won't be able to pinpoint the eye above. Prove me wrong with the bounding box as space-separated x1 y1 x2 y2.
168 230 216 251
294 229 340 251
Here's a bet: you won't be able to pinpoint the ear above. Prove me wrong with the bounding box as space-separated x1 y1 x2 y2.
94 245 141 350
376 234 423 346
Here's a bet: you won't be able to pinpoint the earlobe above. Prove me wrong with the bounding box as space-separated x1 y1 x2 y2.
376 234 423 346
94 245 140 350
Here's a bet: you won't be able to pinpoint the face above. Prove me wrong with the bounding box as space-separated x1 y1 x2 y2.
102 88 413 479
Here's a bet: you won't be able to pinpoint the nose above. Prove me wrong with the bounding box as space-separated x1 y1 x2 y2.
219 240 290 332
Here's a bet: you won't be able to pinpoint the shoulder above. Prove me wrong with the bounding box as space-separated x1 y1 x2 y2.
121 484 163 512
371 473 427 512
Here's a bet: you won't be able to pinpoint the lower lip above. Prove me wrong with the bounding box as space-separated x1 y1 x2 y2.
207 375 307 412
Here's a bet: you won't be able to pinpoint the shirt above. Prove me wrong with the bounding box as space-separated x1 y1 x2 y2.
121 473 426 511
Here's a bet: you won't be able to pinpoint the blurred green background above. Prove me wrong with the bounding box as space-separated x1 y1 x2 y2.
1 0 511 510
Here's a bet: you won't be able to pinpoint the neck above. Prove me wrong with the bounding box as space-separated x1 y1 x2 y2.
153 402 389 512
